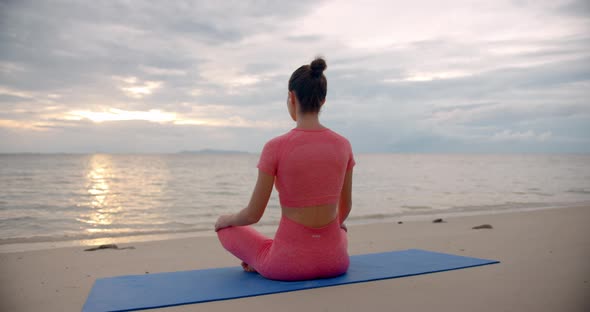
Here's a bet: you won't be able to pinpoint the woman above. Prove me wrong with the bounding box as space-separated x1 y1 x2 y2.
215 57 355 281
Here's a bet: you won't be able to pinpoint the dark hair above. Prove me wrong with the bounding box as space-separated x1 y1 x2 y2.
288 57 327 114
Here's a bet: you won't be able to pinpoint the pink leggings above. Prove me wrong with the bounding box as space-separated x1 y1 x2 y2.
217 216 349 281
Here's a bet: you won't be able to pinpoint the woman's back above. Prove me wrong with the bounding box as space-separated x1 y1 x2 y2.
282 204 339 228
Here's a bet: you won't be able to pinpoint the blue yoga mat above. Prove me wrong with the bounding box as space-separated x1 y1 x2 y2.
82 249 499 312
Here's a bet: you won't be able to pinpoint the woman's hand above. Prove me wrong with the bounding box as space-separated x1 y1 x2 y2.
215 214 234 232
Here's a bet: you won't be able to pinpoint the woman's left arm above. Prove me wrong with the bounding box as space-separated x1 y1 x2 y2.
215 169 274 231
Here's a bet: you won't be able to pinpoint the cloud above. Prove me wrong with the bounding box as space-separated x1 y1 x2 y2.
0 0 589 153
557 0 590 18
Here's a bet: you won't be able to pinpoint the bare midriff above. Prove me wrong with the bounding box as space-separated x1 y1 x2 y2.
281 203 339 228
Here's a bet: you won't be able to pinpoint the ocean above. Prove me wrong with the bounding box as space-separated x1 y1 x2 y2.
1 153 589 252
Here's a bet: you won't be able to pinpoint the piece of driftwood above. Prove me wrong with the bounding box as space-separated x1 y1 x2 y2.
84 244 136 251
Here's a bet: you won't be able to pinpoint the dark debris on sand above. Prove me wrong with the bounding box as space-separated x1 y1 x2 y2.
472 224 493 229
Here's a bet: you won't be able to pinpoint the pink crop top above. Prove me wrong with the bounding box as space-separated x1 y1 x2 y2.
257 127 355 208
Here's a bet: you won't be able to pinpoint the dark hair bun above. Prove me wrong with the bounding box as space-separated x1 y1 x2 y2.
310 57 327 77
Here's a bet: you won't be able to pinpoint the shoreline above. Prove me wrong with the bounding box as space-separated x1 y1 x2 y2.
0 205 588 311
2 202 589 253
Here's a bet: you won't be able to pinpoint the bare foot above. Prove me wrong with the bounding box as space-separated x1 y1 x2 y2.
241 261 257 273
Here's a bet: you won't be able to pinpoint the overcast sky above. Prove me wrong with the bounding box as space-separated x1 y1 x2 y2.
0 0 589 153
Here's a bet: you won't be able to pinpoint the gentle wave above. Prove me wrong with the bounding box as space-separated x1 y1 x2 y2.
567 188 590 194
4 201 589 247
0 226 215 245
346 201 590 222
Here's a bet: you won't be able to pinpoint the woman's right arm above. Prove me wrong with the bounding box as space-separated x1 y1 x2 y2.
338 168 353 225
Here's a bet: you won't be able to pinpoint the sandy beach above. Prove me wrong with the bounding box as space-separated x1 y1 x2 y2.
1 206 588 312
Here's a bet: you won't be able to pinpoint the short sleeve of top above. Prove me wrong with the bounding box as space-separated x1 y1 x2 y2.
257 138 280 176
347 141 356 171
